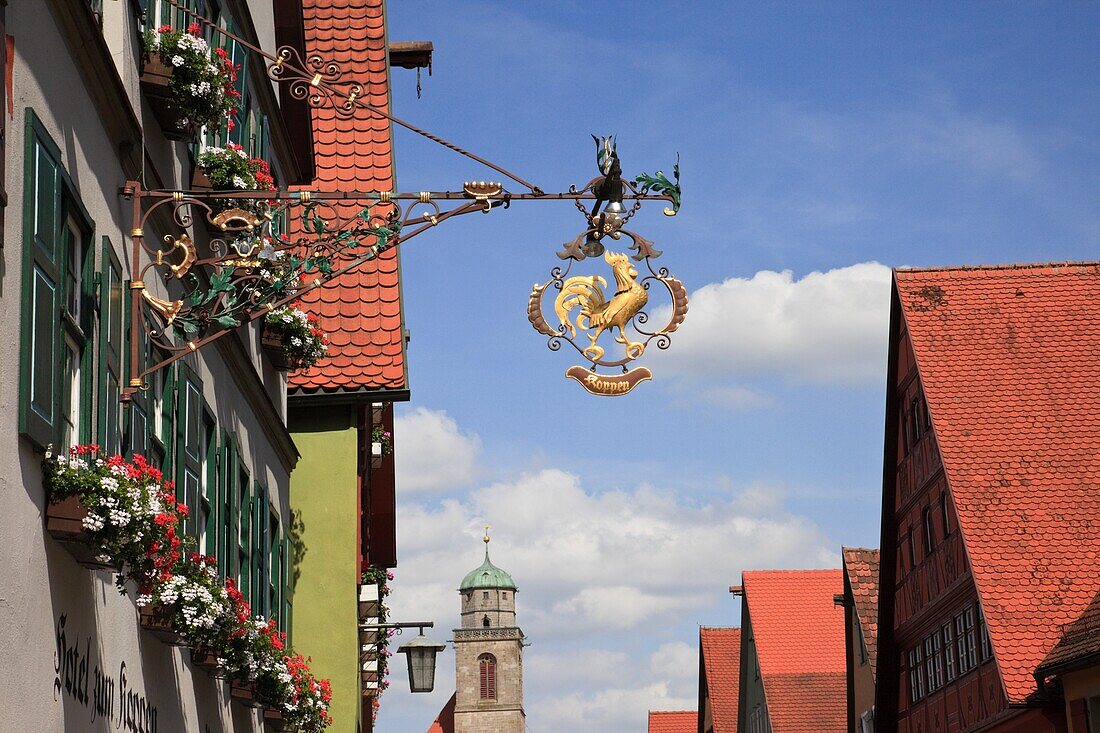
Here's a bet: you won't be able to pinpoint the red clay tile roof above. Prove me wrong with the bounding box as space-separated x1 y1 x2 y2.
425 692 455 733
743 569 846 733
288 0 407 395
896 262 1100 702
648 710 697 733
1039 590 1100 676
700 627 740 733
842 547 879 679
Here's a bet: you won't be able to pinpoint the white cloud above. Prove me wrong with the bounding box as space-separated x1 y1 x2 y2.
652 261 891 385
394 407 481 492
381 460 839 733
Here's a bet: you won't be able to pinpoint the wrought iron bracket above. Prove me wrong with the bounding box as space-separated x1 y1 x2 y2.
120 173 677 403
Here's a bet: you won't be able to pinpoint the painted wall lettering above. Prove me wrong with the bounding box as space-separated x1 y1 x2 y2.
51 613 158 732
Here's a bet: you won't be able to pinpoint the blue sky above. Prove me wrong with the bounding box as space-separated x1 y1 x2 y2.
373 3 1100 731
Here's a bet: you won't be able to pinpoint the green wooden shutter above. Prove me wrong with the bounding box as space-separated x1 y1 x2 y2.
19 117 62 449
160 364 176 474
176 367 203 540
219 434 237 582
239 468 251 603
98 239 124 455
204 418 219 558
279 534 288 638
251 490 265 614
269 511 279 623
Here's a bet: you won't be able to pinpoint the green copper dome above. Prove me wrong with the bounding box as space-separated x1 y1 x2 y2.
460 542 517 591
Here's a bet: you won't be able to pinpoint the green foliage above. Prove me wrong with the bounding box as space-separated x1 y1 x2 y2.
634 156 682 213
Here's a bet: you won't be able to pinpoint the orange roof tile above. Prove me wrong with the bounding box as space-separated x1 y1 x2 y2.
743 569 846 733
841 547 879 678
288 0 407 396
896 263 1100 701
648 710 697 733
699 627 740 733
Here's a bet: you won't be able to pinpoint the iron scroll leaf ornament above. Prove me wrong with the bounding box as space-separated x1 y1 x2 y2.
131 192 404 367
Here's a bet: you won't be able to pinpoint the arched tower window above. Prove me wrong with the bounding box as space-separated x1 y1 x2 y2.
482 615 491 628
478 654 497 700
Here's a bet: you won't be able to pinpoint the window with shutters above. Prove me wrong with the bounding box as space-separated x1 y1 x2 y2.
942 622 956 682
269 510 280 620
218 433 237 582
19 111 94 450
955 607 976 676
98 239 125 456
252 485 268 616
200 411 217 555
237 462 251 603
908 646 925 702
478 654 496 700
177 365 205 542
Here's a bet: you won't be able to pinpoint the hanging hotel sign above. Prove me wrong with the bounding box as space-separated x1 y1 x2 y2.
119 2 687 403
527 137 687 396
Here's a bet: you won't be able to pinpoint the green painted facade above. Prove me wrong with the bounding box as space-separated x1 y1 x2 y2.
290 406 360 733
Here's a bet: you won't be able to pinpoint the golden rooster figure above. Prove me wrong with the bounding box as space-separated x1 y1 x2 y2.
554 251 648 362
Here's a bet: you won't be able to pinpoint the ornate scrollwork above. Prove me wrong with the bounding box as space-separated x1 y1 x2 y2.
529 230 688 384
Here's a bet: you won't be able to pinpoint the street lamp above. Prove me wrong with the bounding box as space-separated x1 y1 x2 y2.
398 629 448 693
359 620 447 693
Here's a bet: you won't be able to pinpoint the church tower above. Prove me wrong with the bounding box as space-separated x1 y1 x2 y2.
453 530 525 733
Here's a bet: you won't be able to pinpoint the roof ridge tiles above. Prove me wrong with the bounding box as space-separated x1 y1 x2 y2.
896 260 1100 274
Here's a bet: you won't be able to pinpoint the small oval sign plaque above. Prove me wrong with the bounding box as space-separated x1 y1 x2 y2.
565 366 653 396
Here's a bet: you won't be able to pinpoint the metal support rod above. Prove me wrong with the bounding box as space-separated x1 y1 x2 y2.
161 0 545 193
134 188 674 205
358 622 435 631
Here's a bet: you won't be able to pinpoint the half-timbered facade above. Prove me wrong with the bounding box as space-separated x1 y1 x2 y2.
875 263 1100 733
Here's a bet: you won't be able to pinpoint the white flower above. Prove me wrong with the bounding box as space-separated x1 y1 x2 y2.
170 55 185 67
232 175 246 189
81 513 106 532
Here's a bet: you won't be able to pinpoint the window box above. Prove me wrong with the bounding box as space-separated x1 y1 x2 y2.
190 644 223 677
263 707 290 731
260 326 292 371
229 678 262 708
44 495 116 570
139 56 191 141
138 604 186 646
191 164 213 192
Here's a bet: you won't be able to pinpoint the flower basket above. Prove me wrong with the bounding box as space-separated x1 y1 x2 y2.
191 164 213 192
44 494 118 570
139 56 191 141
230 678 262 708
139 603 187 646
261 326 292 371
190 644 223 677
263 707 290 731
